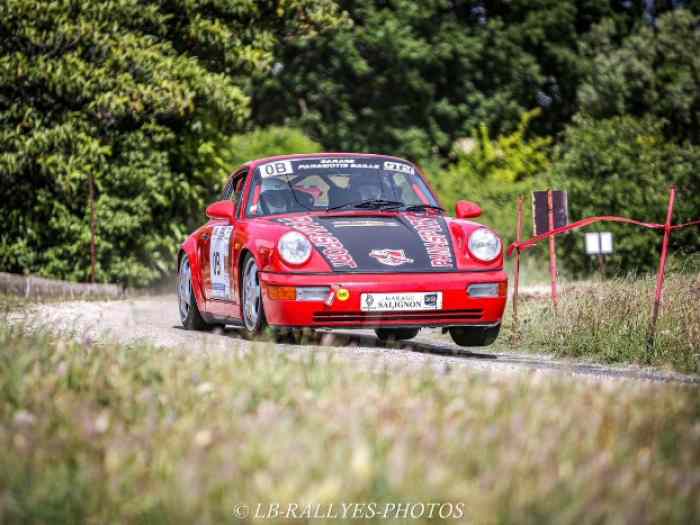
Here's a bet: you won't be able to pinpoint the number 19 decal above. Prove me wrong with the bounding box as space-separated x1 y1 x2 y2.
209 226 233 299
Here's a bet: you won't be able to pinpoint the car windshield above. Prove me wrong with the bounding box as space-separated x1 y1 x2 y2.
246 156 440 217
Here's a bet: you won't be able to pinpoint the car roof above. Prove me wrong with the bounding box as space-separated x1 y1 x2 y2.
244 152 414 170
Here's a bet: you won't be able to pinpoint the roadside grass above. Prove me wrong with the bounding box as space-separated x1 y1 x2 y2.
0 294 31 313
1 321 699 524
499 273 700 374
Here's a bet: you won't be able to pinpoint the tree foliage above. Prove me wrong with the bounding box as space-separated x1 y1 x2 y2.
552 115 700 275
253 0 625 160
0 0 342 285
198 126 322 192
430 109 551 241
2 1 700 284
578 9 700 143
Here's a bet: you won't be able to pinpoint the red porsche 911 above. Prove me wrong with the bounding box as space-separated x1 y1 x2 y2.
177 153 507 346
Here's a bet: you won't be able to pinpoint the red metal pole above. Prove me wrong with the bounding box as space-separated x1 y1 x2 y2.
89 172 97 284
512 196 524 343
647 186 676 353
547 189 558 312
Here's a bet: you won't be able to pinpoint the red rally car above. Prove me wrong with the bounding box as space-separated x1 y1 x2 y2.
177 153 508 346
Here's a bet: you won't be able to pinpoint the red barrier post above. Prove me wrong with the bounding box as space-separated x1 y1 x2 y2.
647 186 677 353
89 172 97 284
547 189 559 312
511 196 524 343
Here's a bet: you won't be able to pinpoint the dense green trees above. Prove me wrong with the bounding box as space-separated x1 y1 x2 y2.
578 8 700 143
429 109 551 240
552 8 700 275
252 0 627 158
0 0 341 285
1 1 699 283
552 115 700 275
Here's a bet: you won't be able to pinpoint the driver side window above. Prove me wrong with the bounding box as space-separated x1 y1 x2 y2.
220 178 235 201
231 169 248 217
221 169 248 218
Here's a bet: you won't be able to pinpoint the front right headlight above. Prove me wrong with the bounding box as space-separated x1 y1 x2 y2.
278 231 312 265
468 228 502 262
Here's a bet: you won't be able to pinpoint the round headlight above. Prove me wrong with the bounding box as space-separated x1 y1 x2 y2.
278 231 312 265
468 228 502 262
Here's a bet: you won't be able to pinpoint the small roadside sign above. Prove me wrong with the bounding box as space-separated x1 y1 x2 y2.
585 232 614 255
532 190 568 236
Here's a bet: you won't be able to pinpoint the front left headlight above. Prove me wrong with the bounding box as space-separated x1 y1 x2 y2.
278 231 312 265
468 228 502 262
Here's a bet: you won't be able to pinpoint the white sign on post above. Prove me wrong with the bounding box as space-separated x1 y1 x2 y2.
600 232 613 254
585 232 614 255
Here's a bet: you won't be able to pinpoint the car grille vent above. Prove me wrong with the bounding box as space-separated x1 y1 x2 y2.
312 309 483 324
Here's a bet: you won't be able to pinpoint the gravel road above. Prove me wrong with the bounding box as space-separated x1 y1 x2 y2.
11 294 700 386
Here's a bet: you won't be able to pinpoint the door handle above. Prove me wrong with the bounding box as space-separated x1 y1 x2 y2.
201 233 209 240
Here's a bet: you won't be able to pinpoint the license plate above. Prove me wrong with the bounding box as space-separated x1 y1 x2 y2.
360 292 442 312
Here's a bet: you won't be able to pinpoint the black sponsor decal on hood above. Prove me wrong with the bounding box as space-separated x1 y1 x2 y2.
278 215 455 272
402 214 455 268
276 216 358 269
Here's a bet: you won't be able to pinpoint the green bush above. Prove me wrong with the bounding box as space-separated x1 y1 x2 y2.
197 126 322 193
0 0 342 286
551 115 700 276
579 9 700 144
429 109 551 242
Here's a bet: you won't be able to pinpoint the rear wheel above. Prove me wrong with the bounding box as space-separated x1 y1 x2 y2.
240 255 270 340
449 324 501 347
375 327 420 342
178 254 208 331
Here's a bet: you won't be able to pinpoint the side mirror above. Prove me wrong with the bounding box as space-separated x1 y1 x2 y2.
455 200 482 219
206 200 236 222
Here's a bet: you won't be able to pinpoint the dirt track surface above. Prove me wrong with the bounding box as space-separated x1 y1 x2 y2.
11 295 700 386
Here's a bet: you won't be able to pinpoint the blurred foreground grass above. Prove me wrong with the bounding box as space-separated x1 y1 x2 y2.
1 320 699 524
499 273 700 374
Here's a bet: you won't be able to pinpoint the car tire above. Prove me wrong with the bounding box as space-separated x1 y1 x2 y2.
240 255 271 340
178 253 209 331
375 327 420 342
449 324 501 347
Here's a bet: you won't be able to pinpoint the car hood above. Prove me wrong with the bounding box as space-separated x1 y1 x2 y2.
274 214 457 273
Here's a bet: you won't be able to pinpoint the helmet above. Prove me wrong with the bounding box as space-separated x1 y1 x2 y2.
260 177 291 214
349 174 382 201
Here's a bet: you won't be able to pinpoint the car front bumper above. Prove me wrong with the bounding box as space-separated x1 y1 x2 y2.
259 271 507 328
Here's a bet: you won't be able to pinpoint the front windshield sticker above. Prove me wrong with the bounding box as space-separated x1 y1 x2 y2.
383 161 415 175
403 215 454 268
296 158 381 171
257 157 418 179
259 160 294 178
277 216 358 269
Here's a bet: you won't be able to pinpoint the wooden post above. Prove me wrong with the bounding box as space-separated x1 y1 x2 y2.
647 186 676 353
547 189 559 312
511 195 524 343
89 172 97 284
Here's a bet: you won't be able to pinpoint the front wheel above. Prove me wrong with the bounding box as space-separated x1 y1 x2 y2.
375 327 420 341
240 255 270 340
449 324 501 347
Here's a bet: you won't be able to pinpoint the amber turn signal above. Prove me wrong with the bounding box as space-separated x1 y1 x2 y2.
267 285 296 300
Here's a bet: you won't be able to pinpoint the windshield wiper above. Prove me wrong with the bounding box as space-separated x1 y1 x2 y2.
327 199 405 211
402 203 445 213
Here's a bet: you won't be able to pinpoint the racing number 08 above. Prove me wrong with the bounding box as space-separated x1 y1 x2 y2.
260 160 293 178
